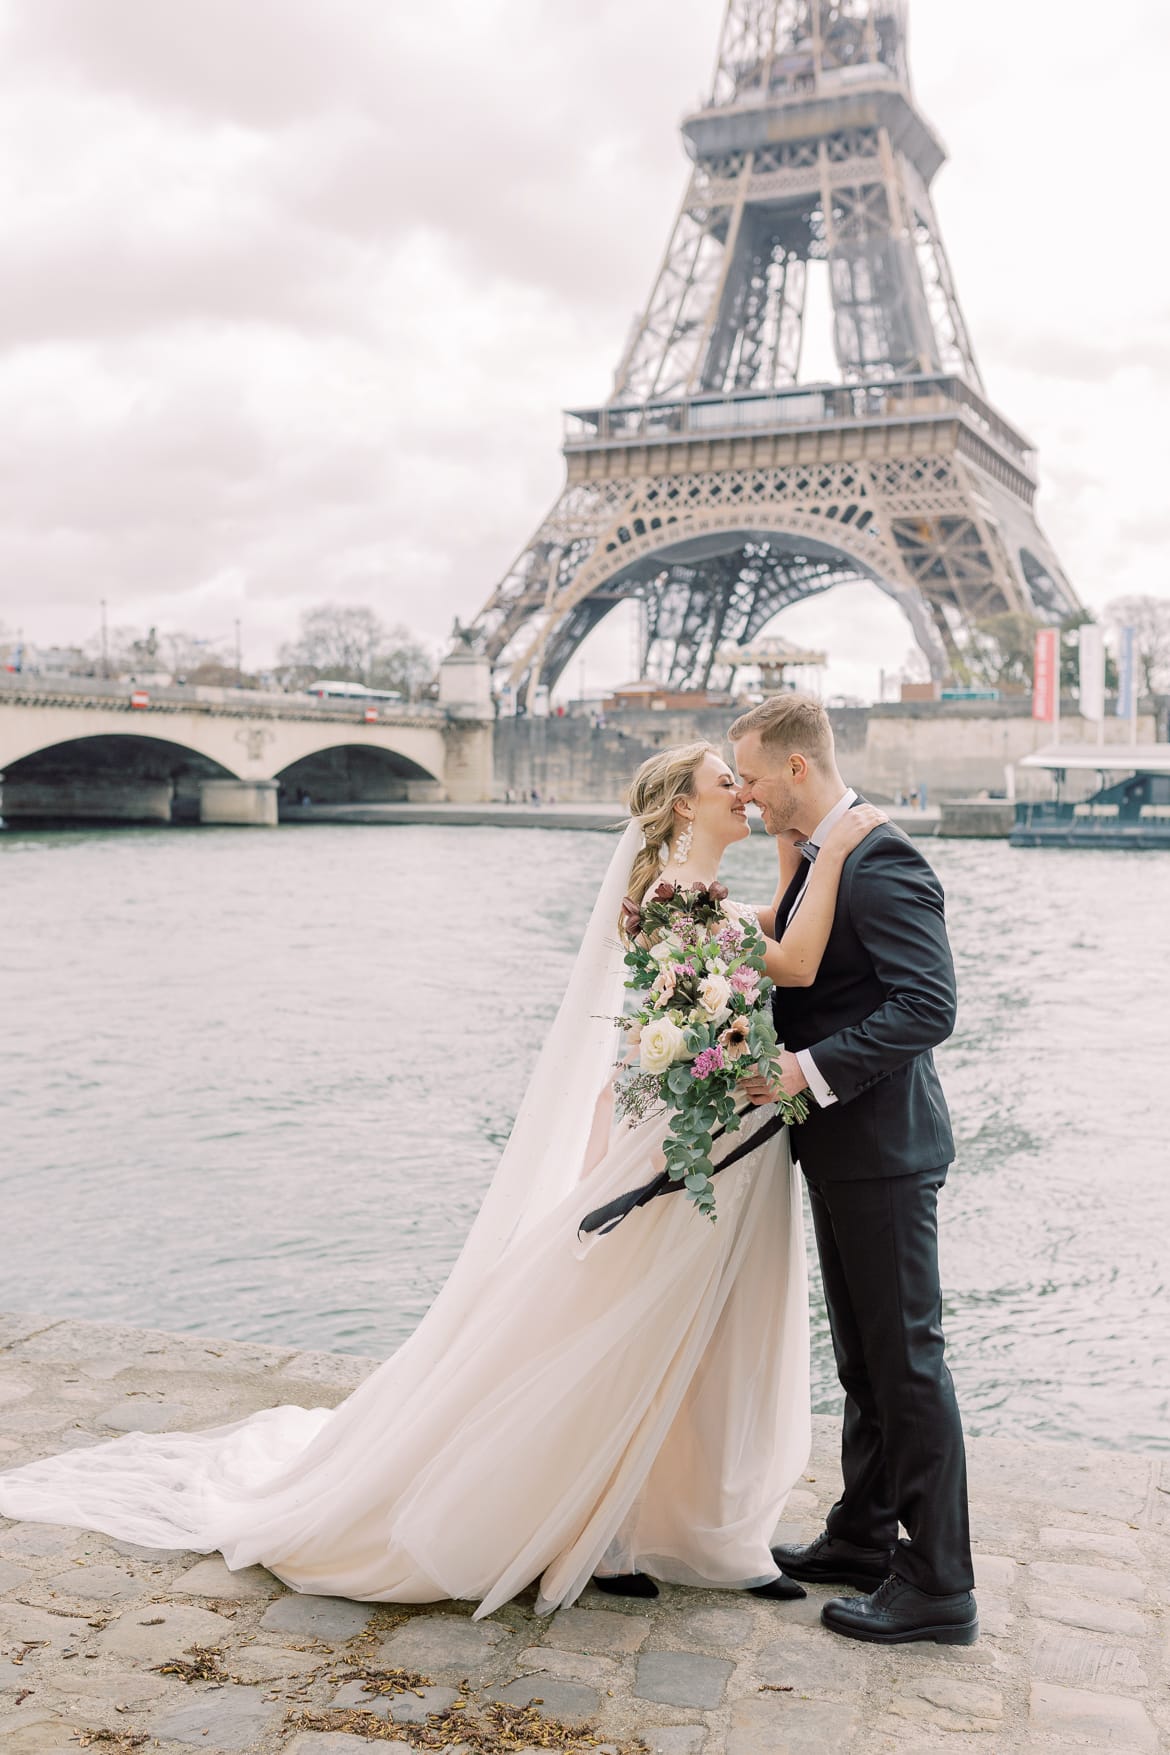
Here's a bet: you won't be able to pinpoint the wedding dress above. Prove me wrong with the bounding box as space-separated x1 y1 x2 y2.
0 823 810 1617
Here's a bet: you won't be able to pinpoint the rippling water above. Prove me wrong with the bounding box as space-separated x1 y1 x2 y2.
2 823 1167 1453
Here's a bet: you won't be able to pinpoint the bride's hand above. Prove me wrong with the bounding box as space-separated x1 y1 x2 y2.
818 803 888 862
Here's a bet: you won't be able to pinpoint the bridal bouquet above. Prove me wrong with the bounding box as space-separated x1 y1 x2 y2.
616 880 809 1220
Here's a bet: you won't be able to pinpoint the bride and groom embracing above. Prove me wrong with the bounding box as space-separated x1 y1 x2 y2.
0 692 977 1648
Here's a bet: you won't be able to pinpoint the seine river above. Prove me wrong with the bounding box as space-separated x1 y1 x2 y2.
2 823 1167 1454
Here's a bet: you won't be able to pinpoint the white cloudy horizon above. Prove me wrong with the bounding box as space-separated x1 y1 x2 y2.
0 0 1166 702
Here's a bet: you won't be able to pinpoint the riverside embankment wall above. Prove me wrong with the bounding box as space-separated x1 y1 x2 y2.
494 702 1159 805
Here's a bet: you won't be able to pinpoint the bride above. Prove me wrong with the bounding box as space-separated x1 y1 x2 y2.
0 742 882 1618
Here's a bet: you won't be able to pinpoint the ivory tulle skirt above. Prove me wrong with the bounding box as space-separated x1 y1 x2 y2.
0 1103 810 1618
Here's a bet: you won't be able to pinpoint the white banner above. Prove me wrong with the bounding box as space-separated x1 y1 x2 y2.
1078 624 1105 721
1115 625 1137 720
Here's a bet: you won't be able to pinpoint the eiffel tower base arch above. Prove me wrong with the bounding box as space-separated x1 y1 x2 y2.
482 448 1073 697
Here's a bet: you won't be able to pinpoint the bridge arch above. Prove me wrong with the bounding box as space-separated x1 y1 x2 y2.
274 741 441 805
0 732 242 825
0 727 240 783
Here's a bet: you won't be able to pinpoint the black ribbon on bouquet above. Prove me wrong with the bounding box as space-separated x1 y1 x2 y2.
578 1109 789 1239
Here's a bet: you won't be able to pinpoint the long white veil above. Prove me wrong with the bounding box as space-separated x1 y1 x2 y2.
443 816 640 1280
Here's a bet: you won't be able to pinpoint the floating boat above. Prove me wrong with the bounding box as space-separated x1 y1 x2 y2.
1010 748 1170 848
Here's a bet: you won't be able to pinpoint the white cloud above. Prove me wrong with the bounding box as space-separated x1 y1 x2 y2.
0 0 1166 702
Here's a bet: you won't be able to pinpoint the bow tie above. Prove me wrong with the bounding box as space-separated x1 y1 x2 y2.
798 840 818 865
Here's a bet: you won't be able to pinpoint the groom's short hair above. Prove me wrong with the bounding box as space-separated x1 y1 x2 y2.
727 693 835 770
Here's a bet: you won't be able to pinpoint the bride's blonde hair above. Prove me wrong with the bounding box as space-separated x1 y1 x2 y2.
622 741 716 928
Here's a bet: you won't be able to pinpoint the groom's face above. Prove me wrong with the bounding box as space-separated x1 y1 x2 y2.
732 732 801 835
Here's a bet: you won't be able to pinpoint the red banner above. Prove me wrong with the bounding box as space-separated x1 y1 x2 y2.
1032 627 1057 722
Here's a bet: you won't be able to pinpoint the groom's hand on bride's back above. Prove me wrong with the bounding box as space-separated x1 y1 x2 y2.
740 1051 810 1106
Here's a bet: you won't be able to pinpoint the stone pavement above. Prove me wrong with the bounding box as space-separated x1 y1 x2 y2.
0 1312 1166 1755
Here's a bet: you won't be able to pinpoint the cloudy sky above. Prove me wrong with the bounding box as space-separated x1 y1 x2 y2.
1 0 1166 700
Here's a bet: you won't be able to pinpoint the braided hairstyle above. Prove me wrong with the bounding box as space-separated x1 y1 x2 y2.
621 740 716 934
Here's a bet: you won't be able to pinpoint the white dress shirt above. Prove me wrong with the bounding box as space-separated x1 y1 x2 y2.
788 787 857 1110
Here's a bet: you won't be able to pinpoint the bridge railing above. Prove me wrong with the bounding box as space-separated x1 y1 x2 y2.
0 672 445 723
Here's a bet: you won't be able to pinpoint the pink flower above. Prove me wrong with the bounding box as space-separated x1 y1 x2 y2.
691 1046 725 1079
730 967 760 999
651 965 678 1001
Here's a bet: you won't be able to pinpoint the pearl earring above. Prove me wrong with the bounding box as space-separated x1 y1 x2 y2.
674 820 694 862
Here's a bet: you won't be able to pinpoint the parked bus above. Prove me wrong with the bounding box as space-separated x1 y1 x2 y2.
303 680 403 703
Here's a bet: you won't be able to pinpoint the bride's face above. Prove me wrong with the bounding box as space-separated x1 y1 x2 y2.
677 753 750 849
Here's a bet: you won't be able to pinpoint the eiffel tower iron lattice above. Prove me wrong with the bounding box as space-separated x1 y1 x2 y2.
469 0 1080 696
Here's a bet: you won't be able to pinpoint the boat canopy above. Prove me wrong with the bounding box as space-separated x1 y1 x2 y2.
1018 746 1170 775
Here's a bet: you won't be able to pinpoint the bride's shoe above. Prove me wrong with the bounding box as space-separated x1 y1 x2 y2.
593 1572 660 1599
750 1571 807 1600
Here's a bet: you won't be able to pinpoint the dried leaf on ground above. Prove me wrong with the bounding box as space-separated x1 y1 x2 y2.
71 1733 150 1752
151 1643 238 1684
286 1697 648 1752
331 1663 437 1698
11 1639 49 1665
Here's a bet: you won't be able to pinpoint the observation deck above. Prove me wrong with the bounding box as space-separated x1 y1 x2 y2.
563 375 1039 505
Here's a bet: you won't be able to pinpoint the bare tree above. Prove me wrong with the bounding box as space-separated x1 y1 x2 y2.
164 630 229 678
959 613 1037 689
367 628 436 699
278 605 436 699
1105 595 1170 696
82 623 157 677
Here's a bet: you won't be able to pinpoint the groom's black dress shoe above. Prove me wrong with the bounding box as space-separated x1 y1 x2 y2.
593 1573 659 1600
749 1572 807 1601
771 1531 895 1592
821 1574 979 1645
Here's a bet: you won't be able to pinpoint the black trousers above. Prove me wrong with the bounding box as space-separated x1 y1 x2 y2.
806 1167 974 1596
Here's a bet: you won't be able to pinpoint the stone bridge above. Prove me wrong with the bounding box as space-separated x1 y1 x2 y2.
0 660 493 825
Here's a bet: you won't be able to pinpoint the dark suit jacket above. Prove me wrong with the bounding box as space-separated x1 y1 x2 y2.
772 811 957 1182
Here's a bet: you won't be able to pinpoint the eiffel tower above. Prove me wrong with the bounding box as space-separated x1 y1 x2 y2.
469 0 1079 695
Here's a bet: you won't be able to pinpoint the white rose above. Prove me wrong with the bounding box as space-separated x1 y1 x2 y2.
650 933 683 962
699 974 732 1017
639 1015 689 1075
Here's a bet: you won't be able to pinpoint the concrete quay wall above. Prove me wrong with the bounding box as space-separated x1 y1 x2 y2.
0 1311 1167 1754
495 703 1160 807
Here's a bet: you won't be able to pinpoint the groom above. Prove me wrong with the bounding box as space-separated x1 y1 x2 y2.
728 693 977 1646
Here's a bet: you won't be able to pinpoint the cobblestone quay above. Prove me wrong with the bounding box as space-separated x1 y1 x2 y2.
0 1314 1166 1754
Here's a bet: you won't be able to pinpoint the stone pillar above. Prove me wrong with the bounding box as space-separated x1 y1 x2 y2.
438 647 494 802
438 647 493 718
442 722 494 803
198 778 279 826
